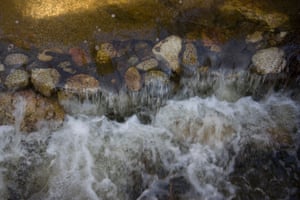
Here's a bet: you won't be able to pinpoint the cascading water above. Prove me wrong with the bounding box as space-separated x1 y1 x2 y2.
0 84 299 199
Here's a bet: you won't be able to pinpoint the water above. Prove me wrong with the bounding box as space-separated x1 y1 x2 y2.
0 92 299 199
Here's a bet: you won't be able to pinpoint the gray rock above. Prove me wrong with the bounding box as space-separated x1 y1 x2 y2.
152 35 182 73
5 69 29 89
251 47 286 74
31 68 61 97
136 58 158 71
0 63 5 72
4 53 29 66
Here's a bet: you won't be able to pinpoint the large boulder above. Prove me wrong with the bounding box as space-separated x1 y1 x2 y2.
31 68 61 97
152 35 182 73
251 47 286 74
0 90 65 132
4 69 29 90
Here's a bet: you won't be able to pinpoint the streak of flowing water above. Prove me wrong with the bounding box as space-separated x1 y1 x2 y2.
0 93 299 199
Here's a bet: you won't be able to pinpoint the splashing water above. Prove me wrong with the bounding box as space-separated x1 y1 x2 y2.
0 93 299 199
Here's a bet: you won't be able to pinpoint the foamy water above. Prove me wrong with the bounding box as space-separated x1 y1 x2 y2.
0 94 299 199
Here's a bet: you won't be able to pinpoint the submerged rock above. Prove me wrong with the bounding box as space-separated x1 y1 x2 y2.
152 35 182 73
4 69 29 90
58 73 99 101
251 47 286 74
124 67 142 91
0 63 5 71
136 58 158 71
31 68 61 97
37 48 63 62
4 53 29 66
69 47 91 66
0 90 65 132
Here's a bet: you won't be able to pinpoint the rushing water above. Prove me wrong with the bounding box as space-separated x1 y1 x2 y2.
0 91 299 199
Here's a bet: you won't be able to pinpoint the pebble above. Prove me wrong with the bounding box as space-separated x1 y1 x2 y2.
4 53 29 66
136 58 159 71
0 64 5 72
4 69 29 89
125 67 142 91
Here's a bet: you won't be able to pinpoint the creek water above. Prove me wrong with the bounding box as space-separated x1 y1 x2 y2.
0 86 299 199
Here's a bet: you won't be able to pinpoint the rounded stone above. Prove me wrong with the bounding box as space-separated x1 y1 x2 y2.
64 74 100 95
152 35 182 73
69 47 91 66
0 63 5 72
136 58 158 71
251 47 286 74
96 43 117 65
4 53 29 66
182 42 199 67
5 69 29 89
124 67 142 91
38 48 63 62
31 68 61 97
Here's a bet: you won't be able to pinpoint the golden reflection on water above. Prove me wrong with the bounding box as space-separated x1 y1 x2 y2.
22 0 129 19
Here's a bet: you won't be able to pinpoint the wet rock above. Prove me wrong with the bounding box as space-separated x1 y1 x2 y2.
144 70 170 87
57 61 76 74
59 74 99 99
246 31 263 43
136 58 158 71
96 43 117 64
37 48 63 62
0 90 65 132
152 35 182 73
125 67 142 91
4 69 29 90
0 63 5 71
31 68 61 97
69 47 91 66
182 42 199 76
128 56 139 66
221 0 289 29
4 53 29 66
251 47 286 74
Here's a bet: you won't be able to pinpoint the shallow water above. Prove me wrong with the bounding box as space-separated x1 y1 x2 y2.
0 93 299 199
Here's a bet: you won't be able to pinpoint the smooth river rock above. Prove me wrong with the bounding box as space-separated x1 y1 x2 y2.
251 47 286 74
152 35 182 74
0 90 65 132
124 67 142 91
4 69 29 89
4 53 29 66
31 68 61 97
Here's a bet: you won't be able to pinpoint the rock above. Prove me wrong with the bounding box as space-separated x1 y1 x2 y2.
69 47 91 66
124 67 142 91
152 35 182 73
182 42 199 67
136 58 158 71
221 0 288 28
0 63 5 71
246 31 263 43
0 90 65 132
31 68 61 97
5 69 29 89
144 70 169 86
38 48 63 62
58 61 76 74
4 53 29 66
96 43 117 64
251 47 286 74
60 74 99 98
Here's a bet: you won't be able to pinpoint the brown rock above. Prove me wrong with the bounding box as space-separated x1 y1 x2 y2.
63 74 99 96
124 67 142 91
69 47 91 66
38 48 63 62
0 90 65 133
